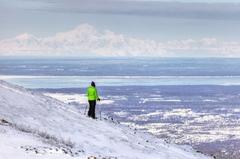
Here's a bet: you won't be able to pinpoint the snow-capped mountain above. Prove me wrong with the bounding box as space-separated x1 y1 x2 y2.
1 23 239 57
0 80 211 159
0 24 166 57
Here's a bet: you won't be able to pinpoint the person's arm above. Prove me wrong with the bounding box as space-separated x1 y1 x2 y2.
86 87 90 100
95 88 100 101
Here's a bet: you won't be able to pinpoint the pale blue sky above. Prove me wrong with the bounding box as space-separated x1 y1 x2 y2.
153 0 240 2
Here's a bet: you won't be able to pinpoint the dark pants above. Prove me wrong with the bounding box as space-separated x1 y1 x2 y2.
88 100 96 119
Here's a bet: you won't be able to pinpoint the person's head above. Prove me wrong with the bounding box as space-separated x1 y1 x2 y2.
91 81 96 87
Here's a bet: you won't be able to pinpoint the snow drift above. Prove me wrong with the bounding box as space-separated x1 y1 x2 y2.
0 80 211 159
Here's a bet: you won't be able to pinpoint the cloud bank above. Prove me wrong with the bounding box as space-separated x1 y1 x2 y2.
35 0 240 20
0 24 240 57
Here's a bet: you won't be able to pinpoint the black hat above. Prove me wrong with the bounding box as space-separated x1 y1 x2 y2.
91 81 95 87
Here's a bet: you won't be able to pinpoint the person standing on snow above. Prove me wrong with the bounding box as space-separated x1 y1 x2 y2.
87 81 100 119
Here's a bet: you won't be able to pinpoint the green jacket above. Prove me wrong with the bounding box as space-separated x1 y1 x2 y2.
87 86 99 101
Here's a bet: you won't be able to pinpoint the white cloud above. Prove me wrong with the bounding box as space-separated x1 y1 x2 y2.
33 0 240 20
0 23 240 57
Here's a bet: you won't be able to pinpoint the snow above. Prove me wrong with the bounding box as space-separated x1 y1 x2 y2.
113 111 129 117
0 80 211 159
0 124 73 159
139 98 181 104
162 109 199 119
43 93 114 105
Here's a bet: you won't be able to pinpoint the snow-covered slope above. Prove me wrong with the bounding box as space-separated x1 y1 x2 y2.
0 80 211 159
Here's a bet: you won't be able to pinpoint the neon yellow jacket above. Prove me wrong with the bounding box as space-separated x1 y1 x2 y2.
87 86 99 101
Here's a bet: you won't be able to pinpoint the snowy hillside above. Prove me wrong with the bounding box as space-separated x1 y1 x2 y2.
0 80 211 159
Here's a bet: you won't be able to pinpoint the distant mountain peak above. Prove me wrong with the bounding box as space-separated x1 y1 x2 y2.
15 33 37 41
0 23 238 57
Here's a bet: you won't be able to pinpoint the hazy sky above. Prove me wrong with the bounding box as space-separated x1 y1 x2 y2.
1 0 240 57
1 0 240 40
